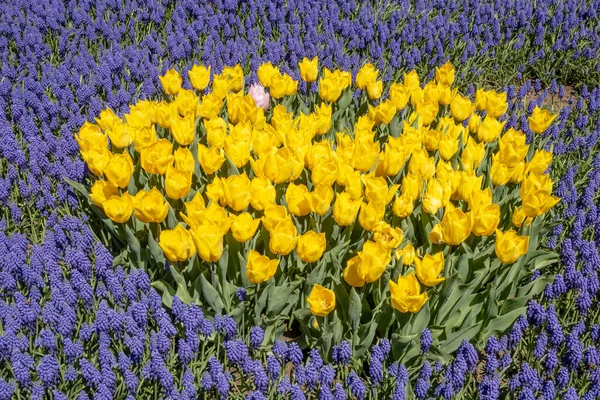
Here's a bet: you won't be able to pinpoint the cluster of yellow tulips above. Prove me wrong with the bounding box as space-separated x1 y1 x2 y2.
75 58 559 317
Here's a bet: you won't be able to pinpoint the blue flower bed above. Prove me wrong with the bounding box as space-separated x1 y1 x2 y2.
0 0 599 398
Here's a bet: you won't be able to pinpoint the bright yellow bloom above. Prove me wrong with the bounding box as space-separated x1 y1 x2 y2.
450 93 474 121
435 62 455 87
438 203 472 245
498 128 529 167
512 206 533 228
522 189 560 218
141 139 174 175
395 243 416 265
485 90 508 118
373 222 403 250
363 176 398 205
422 178 449 215
461 137 486 169
170 114 195 146
107 122 132 149
392 194 415 218
526 149 553 175
297 231 327 263
246 250 279 284
269 73 298 99
221 65 245 92
191 221 226 262
356 63 379 90
358 200 385 231
257 62 280 88
90 180 119 207
403 70 420 92
307 284 336 317
477 116 505 143
165 166 192 200
333 191 362 226
471 204 501 236
104 152 133 189
159 225 196 262
262 204 290 232
76 122 108 153
495 229 529 264
103 193 134 224
389 272 428 313
355 241 391 283
96 108 120 132
307 185 334 216
198 144 225 175
231 212 261 243
389 83 410 110
176 89 201 118
344 256 365 287
173 147 195 174
250 177 276 211
180 192 205 228
159 69 182 96
286 183 311 217
415 252 445 286
223 173 252 211
188 65 211 91
133 188 169 223
408 148 436 180
528 106 558 134
269 218 298 256
298 57 319 82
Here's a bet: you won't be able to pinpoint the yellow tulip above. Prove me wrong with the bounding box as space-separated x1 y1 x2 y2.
200 202 234 234
231 212 261 243
263 148 295 184
363 176 398 205
368 101 396 125
206 177 226 207
107 122 132 149
197 144 225 175
422 178 449 215
356 63 378 90
173 147 195 174
351 138 380 173
297 231 327 263
165 166 192 200
415 252 445 286
103 193 134 224
403 71 420 92
95 108 120 133
333 191 363 226
312 158 338 187
485 90 508 118
401 173 423 202
170 114 195 146
269 218 298 256
223 173 252 211
429 224 443 244
528 106 558 134
188 65 211 91
512 206 532 228
306 185 334 216
315 103 333 134
438 137 459 161
344 256 366 287
477 116 505 143
389 83 410 110
298 57 319 82
358 200 385 231
307 284 336 317
355 241 391 283
498 128 529 167
269 73 298 99
133 188 169 223
191 222 225 262
422 128 442 151
249 177 276 211
475 89 488 111
526 149 553 175
81 146 112 177
454 173 483 203
131 125 157 151
286 183 311 217
104 152 133 189
437 84 457 106
389 272 428 313
521 190 560 218
461 137 486 169
468 113 481 133
200 93 223 119
439 203 472 245
224 136 250 168
221 65 245 92
471 204 501 236
491 156 511 186
180 192 205 228
176 89 201 118
408 148 436 180
257 62 280 88
392 194 415 218
159 69 182 96
246 250 279 284
141 139 174 175
262 204 290 232
90 180 119 207
373 222 403 250
450 94 474 121
204 118 227 149
435 62 455 87
495 229 529 264
227 93 258 125
159 225 196 262
394 243 416 265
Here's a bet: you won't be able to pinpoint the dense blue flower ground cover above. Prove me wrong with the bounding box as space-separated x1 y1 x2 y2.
0 0 600 398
